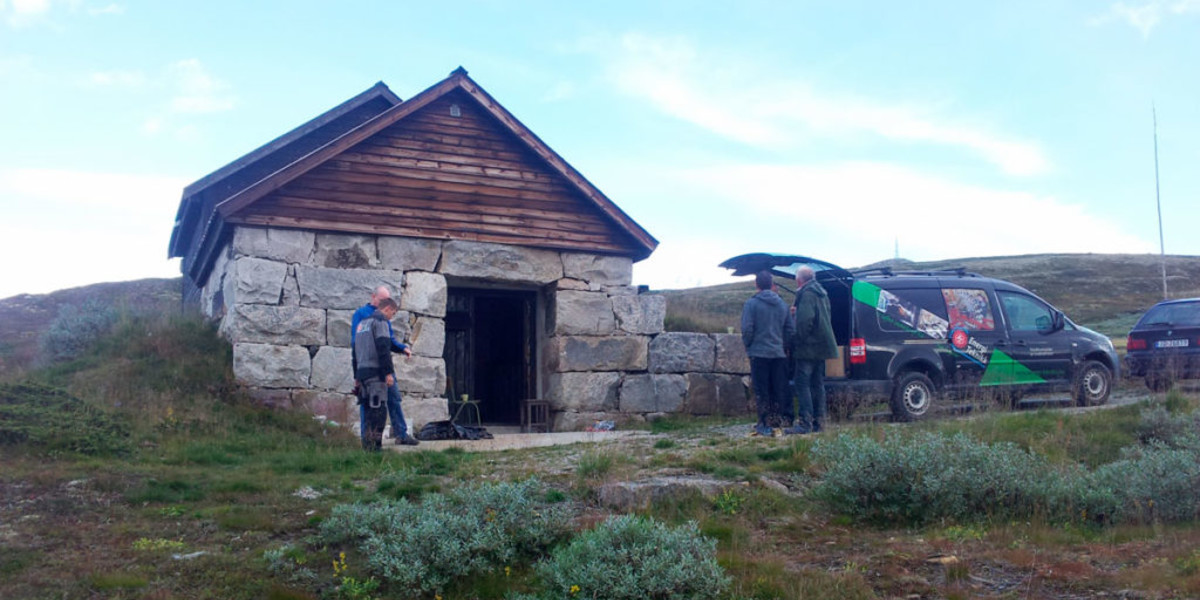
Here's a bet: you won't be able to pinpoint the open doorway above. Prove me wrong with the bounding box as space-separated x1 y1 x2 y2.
443 288 537 426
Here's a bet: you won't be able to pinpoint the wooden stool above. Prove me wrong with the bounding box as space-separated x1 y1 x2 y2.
521 399 550 433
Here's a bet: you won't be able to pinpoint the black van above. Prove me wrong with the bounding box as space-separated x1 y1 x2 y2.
721 254 1120 421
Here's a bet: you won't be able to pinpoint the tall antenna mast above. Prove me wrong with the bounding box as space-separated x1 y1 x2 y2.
1153 103 1168 299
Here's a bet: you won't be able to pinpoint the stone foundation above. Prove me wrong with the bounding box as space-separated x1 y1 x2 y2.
205 226 740 432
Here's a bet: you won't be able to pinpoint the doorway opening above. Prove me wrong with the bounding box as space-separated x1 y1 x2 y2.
443 287 538 426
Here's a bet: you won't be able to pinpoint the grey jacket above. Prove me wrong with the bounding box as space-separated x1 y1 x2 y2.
741 290 793 359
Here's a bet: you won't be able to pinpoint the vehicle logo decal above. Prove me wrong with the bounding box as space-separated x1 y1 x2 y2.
949 327 990 367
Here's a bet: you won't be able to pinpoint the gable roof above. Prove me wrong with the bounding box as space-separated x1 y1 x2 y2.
168 82 401 262
170 67 657 290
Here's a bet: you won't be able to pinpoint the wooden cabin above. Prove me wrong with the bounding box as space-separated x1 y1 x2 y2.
168 68 693 432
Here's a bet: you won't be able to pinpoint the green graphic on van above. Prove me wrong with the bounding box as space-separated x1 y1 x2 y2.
850 281 1047 386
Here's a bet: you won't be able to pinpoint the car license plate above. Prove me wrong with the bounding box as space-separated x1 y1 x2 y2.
1155 339 1189 348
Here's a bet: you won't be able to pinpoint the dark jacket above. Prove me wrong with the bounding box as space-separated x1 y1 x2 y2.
792 281 838 361
741 289 793 359
352 312 396 382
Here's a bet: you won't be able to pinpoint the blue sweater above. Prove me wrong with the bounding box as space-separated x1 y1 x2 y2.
350 303 408 354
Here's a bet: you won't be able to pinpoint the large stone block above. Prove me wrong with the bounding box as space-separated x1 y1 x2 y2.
223 304 326 345
553 411 618 432
546 336 648 372
561 253 633 287
401 271 447 317
280 265 301 306
295 267 403 310
546 372 620 412
409 316 445 358
619 374 687 413
440 240 563 284
231 256 288 305
649 333 715 373
551 291 615 336
714 333 751 373
396 355 446 396
233 343 311 388
313 233 378 269
293 390 356 425
232 227 314 264
684 373 751 416
401 396 450 432
379 236 442 272
326 310 354 348
311 346 354 393
613 294 666 335
201 248 232 319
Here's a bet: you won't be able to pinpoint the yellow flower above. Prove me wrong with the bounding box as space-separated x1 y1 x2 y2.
570 584 581 595
505 566 511 577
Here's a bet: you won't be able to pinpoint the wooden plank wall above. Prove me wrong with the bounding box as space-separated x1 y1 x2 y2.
231 90 636 255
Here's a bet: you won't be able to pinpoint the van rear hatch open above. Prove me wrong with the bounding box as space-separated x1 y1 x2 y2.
720 253 856 378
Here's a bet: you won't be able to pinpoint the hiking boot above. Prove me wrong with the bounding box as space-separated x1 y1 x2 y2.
397 436 420 446
752 424 773 437
782 425 810 436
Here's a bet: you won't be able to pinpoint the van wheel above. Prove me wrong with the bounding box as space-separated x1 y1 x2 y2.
891 372 935 422
1074 361 1111 407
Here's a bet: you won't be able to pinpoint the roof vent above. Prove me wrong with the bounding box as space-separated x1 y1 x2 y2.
449 103 461 117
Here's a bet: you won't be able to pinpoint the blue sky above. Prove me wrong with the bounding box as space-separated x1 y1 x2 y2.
1 0 1198 298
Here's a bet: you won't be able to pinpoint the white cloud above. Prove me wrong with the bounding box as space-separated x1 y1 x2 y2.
87 69 145 87
3 0 50 27
0 167 185 297
167 59 234 114
683 161 1152 262
589 33 1050 176
1091 0 1200 36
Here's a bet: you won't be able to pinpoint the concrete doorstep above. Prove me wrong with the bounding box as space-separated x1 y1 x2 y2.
387 428 648 452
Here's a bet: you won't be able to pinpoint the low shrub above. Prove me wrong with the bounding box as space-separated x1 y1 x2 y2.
0 382 131 455
319 479 571 594
1086 442 1200 524
39 299 120 363
533 515 730 600
811 431 1062 526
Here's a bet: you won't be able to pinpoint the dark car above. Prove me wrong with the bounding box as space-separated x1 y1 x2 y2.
721 253 1120 421
1125 298 1200 391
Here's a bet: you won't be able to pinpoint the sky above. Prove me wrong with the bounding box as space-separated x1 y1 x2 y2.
1 0 1198 299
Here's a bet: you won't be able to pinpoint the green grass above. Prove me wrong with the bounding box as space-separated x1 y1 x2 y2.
6 313 1200 599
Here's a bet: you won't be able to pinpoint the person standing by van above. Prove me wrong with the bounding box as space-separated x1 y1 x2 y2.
741 270 794 435
787 266 838 434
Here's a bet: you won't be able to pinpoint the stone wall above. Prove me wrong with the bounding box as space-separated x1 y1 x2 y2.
201 226 753 432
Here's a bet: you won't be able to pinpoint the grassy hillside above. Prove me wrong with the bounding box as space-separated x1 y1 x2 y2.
657 253 1200 336
4 313 1200 599
0 278 181 377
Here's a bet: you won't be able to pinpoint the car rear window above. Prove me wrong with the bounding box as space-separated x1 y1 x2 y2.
1139 301 1200 327
876 288 948 334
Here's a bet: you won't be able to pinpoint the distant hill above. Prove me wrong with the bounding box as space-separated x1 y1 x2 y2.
0 278 181 376
655 253 1200 336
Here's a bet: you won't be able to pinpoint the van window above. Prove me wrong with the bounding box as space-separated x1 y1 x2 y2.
998 291 1054 332
942 288 995 331
876 288 947 333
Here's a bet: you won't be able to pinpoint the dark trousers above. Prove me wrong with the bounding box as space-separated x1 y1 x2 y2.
750 357 790 428
794 359 827 432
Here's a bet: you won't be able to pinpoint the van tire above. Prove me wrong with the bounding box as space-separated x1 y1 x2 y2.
1074 360 1111 407
891 372 935 421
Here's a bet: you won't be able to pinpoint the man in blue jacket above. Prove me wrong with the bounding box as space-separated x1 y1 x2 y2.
351 286 418 446
741 270 794 436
